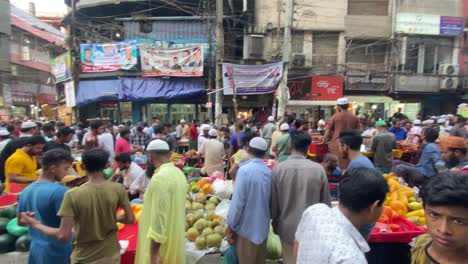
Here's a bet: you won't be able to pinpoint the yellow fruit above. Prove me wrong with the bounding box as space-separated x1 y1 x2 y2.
418 217 426 225
117 222 124 231
406 216 419 224
191 185 200 193
409 197 416 202
408 202 423 211
406 209 425 218
135 210 142 223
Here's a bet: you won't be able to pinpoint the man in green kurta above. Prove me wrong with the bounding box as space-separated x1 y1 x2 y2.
135 139 187 264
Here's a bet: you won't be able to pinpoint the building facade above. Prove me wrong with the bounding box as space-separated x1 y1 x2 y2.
7 4 65 120
249 0 465 121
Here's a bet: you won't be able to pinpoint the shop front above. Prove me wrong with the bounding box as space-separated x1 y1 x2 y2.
286 75 344 122
347 95 421 121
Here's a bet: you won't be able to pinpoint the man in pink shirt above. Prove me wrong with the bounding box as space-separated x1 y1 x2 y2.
115 128 142 155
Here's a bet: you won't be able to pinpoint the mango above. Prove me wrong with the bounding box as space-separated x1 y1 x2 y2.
406 209 424 218
408 202 423 211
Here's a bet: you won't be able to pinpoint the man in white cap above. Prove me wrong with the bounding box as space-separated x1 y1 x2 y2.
199 128 225 176
0 129 11 153
437 118 447 135
407 119 422 144
323 98 359 169
175 119 186 140
20 121 38 137
272 123 291 162
136 139 186 264
197 124 211 151
261 116 276 152
227 137 272 264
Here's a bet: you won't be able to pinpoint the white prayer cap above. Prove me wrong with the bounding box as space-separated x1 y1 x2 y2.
201 124 211 130
280 123 289 131
336 97 349 105
437 118 446 124
208 129 218 137
249 137 268 151
412 119 421 125
0 129 9 136
146 139 170 151
422 120 434 125
21 121 37 129
180 119 186 124
268 116 274 122
447 114 455 118
318 119 326 126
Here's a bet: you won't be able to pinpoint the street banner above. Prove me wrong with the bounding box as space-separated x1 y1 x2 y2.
51 51 72 83
80 40 138 72
222 62 283 95
139 45 204 77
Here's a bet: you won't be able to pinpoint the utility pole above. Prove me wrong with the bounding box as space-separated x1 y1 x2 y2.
276 0 293 120
70 0 78 123
214 0 224 127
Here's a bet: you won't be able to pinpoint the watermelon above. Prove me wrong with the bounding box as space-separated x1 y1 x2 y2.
0 233 16 253
6 218 27 237
0 217 9 234
15 234 31 252
0 205 17 219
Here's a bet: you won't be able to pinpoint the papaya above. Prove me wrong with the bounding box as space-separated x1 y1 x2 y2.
389 200 408 216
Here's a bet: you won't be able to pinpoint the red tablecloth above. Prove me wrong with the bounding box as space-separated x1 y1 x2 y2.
118 224 138 264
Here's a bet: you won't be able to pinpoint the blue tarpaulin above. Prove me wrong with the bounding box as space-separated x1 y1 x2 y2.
77 78 206 105
76 79 120 106
119 77 206 103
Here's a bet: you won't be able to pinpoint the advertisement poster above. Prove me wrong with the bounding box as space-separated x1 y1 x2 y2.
396 13 464 36
139 45 204 77
51 51 72 83
80 40 138 72
64 81 76 107
222 62 283 95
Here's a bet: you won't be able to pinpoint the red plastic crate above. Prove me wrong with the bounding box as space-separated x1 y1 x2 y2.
370 216 427 243
308 142 328 156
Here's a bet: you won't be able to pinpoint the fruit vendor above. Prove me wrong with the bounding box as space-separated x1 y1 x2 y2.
5 136 45 192
199 129 225 176
322 98 360 170
371 120 397 174
111 152 147 200
411 173 468 264
17 149 74 263
439 136 468 171
393 128 443 187
226 137 271 264
295 168 389 263
136 139 186 264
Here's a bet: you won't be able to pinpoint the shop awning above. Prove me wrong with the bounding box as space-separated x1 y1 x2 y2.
119 77 206 104
76 79 120 106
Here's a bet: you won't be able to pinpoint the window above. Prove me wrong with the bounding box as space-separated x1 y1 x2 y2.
403 37 453 74
312 32 339 72
139 21 152 34
292 31 304 53
346 39 388 73
348 0 388 16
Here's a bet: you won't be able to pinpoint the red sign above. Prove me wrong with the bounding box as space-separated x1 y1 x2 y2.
309 76 343 101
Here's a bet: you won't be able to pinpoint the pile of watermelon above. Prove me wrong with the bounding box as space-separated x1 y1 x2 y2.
0 196 30 254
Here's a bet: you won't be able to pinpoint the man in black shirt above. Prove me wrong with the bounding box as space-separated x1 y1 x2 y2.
43 127 75 153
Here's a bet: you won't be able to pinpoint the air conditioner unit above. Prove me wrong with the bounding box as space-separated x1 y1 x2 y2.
440 77 459 89
463 78 468 90
438 64 460 75
245 34 264 59
292 53 306 67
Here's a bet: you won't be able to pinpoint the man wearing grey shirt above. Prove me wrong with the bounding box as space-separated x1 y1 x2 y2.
271 131 331 264
261 116 276 151
371 120 396 174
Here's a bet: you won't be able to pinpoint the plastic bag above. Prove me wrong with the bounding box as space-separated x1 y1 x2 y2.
266 222 282 260
222 245 239 264
212 179 233 200
208 171 226 183
215 200 231 220
6 218 28 237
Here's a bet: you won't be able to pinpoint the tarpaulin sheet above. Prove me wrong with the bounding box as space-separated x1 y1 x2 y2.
119 77 206 104
76 79 120 106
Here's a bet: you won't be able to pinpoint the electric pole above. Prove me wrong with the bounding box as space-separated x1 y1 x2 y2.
214 0 224 126
276 0 293 120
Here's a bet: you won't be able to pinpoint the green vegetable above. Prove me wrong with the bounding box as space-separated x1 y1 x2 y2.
0 233 16 253
6 218 28 237
0 206 17 219
15 234 31 252
0 217 10 234
266 223 282 260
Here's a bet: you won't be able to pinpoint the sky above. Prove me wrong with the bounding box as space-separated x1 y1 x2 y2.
11 0 68 17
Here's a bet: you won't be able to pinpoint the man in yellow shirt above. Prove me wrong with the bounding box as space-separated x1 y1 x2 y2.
136 139 186 264
5 136 45 192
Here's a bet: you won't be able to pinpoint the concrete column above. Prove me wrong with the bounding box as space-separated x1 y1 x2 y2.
337 32 346 73
131 102 142 122
453 36 460 65
304 31 313 67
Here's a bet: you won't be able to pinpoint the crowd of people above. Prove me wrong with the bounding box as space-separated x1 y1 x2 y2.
0 97 466 264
